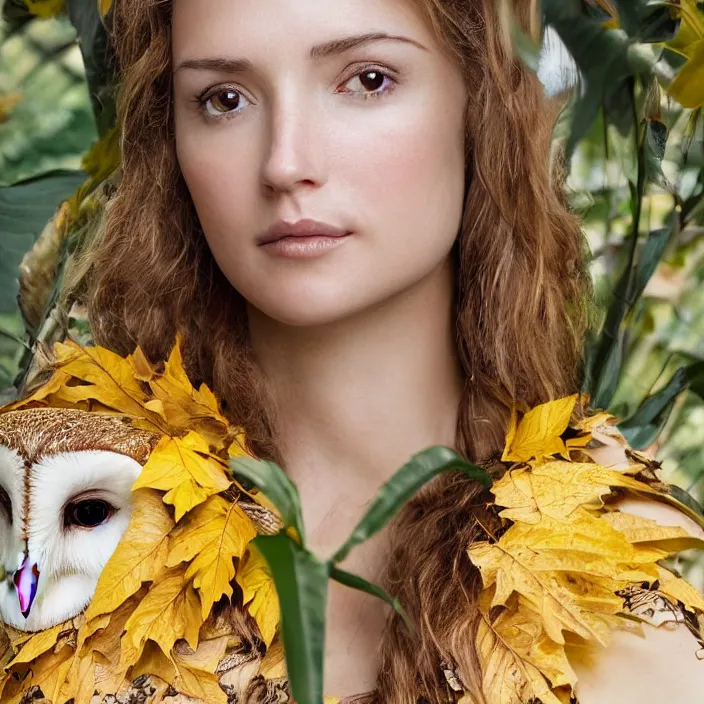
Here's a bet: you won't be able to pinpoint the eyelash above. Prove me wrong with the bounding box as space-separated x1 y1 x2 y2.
193 64 398 122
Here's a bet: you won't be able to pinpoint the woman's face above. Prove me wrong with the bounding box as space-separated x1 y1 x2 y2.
172 0 468 327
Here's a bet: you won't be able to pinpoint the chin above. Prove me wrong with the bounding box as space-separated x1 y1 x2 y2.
0 573 95 632
249 287 379 328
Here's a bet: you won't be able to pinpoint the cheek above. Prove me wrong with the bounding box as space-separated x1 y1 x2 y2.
176 123 259 246
337 98 467 278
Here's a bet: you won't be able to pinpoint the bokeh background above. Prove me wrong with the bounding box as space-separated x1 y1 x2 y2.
1 1 704 580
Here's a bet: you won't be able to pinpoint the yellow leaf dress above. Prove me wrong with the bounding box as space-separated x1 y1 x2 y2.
1 345 703 704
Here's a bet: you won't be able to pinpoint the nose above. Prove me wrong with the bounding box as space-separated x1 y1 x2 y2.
13 553 40 618
261 92 325 195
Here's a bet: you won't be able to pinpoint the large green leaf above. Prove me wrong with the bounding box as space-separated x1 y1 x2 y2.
230 456 306 545
332 447 490 564
0 169 85 314
65 0 116 135
589 216 675 410
254 534 329 704
619 361 704 447
543 0 655 155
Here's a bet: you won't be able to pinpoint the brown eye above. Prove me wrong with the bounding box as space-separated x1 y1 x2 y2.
359 70 385 92
208 89 242 114
65 500 114 528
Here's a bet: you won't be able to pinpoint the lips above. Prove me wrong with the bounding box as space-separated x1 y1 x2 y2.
258 218 350 246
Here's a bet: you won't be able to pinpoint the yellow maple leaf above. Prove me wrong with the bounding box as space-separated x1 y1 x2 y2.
132 432 232 521
121 565 202 669
502 394 578 463
120 565 202 667
6 623 65 667
476 593 566 704
144 340 231 448
167 495 257 620
656 565 704 614
86 489 174 622
602 510 704 554
491 460 665 525
171 637 229 704
6 641 74 704
237 547 281 647
468 510 652 646
46 342 165 430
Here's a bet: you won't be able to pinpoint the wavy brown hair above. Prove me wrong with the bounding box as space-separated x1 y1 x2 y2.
83 0 593 701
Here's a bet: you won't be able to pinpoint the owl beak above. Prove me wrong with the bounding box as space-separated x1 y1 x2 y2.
13 554 39 618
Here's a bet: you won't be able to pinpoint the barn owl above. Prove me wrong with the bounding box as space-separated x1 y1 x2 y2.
0 408 156 632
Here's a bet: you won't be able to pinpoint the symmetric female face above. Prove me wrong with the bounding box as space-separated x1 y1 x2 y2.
172 0 468 327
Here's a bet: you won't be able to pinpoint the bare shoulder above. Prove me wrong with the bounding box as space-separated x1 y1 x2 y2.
572 608 704 704
572 444 704 703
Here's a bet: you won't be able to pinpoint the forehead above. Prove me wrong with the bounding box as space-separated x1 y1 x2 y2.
0 409 156 465
171 0 432 61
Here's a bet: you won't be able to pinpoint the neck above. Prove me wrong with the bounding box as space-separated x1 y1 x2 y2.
247 256 464 555
247 256 464 696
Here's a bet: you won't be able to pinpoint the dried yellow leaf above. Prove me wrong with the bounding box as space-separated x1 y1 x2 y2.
470 395 704 704
502 394 578 463
476 595 566 704
121 565 202 669
145 341 230 447
7 623 65 667
86 489 173 622
237 547 281 647
167 495 256 619
132 433 232 521
491 460 664 525
602 510 704 553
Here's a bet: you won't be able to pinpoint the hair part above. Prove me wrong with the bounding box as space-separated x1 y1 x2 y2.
82 0 593 701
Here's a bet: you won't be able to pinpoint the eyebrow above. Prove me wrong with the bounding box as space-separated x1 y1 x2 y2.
174 32 428 74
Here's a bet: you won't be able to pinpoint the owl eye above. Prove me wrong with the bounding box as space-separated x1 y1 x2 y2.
65 500 115 528
0 485 11 525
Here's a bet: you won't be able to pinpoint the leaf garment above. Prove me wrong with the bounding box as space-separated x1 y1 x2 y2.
1 346 703 704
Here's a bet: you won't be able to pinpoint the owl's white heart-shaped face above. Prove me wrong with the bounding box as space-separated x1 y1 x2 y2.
0 409 155 632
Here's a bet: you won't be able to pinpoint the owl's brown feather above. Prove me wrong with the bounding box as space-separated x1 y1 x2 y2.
0 408 158 465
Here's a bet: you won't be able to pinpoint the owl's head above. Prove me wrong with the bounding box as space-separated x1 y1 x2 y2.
0 408 156 632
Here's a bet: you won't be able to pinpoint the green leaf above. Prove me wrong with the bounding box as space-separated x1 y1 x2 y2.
543 0 657 156
612 1 679 42
254 534 329 704
619 362 704 447
589 219 675 409
332 447 490 564
230 457 306 545
65 0 117 135
0 170 85 314
330 565 414 635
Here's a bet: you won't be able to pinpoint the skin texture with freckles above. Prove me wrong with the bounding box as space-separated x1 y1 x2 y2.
172 0 469 695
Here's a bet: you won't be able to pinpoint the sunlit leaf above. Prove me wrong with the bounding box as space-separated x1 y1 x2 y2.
167 495 256 620
86 489 173 622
